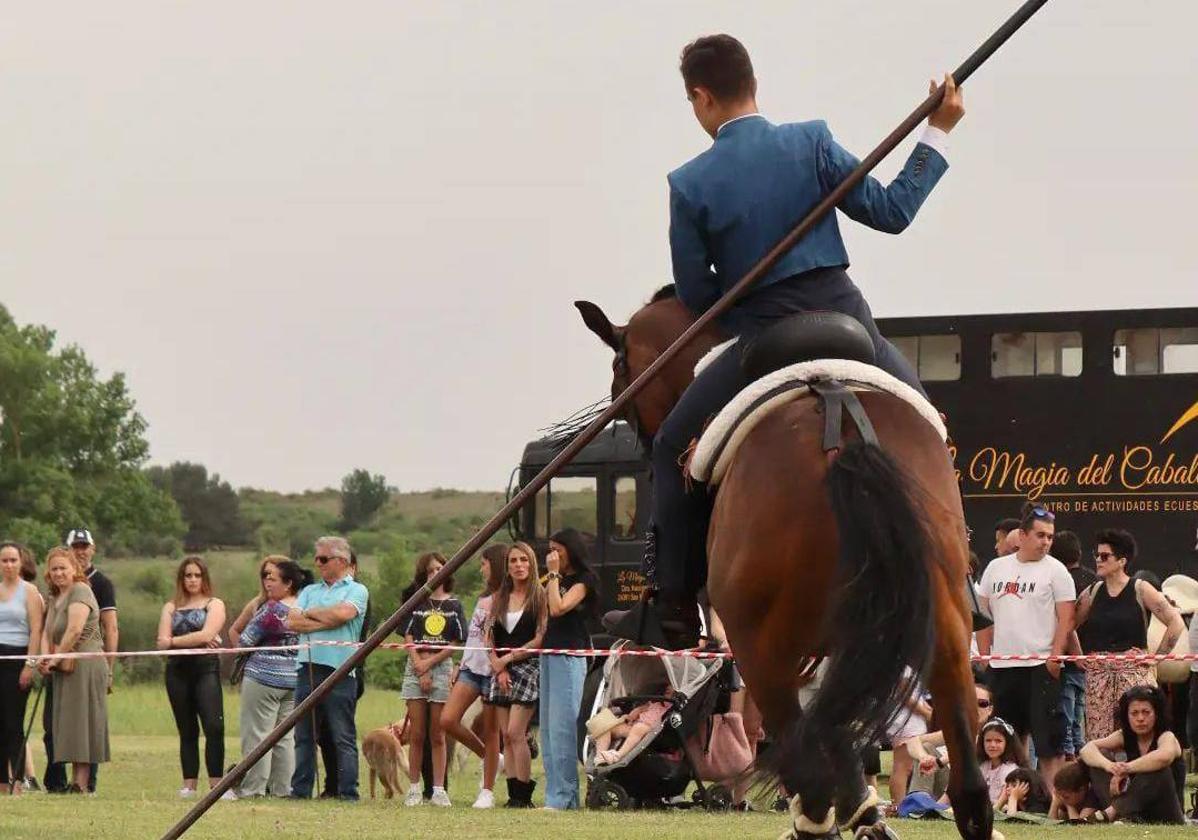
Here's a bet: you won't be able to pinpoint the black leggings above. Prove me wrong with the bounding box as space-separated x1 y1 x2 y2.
165 660 225 780
0 646 30 785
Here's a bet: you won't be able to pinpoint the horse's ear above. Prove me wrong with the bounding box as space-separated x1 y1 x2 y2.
575 300 621 351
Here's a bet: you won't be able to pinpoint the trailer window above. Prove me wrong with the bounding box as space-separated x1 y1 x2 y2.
992 331 1082 377
611 476 639 541
534 476 598 541
888 334 961 381
1114 327 1198 375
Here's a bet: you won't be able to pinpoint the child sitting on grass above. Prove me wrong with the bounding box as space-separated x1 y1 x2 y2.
1048 762 1100 822
994 767 1050 816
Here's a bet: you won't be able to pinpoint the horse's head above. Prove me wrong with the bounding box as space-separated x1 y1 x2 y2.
575 285 726 443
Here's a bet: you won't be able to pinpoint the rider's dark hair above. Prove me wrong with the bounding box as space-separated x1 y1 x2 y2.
680 35 756 102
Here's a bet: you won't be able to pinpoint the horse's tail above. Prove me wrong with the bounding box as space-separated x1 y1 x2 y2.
763 440 936 779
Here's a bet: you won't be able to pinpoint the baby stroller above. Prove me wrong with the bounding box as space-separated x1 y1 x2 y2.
580 640 739 811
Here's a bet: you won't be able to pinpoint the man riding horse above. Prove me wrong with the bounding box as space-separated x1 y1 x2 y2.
605 34 965 649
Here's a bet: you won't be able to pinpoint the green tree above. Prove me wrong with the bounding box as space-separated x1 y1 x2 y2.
0 304 183 557
338 469 390 531
147 461 250 550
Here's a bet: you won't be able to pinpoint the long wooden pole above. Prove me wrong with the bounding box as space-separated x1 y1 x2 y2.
162 2 1050 835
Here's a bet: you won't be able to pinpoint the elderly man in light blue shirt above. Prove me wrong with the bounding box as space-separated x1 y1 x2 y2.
286 535 369 800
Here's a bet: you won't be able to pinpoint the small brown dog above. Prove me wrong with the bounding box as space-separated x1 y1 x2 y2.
361 720 407 799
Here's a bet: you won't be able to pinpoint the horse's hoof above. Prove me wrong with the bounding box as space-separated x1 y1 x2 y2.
852 822 899 840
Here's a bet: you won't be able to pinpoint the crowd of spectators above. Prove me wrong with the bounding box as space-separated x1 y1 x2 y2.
2 512 1197 827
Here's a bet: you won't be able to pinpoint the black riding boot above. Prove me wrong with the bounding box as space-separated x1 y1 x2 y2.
604 589 701 650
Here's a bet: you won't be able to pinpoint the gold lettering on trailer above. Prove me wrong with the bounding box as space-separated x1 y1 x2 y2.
967 447 1071 500
1120 447 1198 490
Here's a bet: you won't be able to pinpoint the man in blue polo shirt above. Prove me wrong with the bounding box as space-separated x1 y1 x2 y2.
286 535 369 800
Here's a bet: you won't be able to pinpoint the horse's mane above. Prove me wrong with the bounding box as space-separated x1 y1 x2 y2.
648 284 677 304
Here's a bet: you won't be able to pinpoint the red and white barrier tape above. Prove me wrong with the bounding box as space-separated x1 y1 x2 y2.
2 643 1194 665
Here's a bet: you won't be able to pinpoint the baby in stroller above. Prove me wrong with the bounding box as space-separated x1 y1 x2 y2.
587 697 672 766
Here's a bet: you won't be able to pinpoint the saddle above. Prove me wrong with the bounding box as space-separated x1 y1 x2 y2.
689 313 946 485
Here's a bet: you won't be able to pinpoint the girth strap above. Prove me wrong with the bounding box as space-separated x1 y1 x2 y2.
809 380 878 452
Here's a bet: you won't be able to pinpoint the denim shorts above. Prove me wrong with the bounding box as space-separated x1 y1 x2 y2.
456 666 492 700
400 657 453 703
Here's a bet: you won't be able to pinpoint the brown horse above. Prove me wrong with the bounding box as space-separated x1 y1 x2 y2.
577 289 992 840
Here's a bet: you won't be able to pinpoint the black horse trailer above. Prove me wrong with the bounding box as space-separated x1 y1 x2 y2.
511 306 1198 616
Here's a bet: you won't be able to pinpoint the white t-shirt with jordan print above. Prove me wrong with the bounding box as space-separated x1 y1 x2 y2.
980 552 1076 669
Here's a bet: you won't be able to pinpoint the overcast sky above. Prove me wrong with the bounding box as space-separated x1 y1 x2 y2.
3 2 1196 492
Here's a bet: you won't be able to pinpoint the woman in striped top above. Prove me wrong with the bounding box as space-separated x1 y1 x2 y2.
236 557 310 798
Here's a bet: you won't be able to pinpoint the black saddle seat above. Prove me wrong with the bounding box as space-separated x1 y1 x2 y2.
741 311 876 382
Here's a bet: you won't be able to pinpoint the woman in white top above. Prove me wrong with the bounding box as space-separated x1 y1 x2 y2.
438 544 507 808
0 541 44 795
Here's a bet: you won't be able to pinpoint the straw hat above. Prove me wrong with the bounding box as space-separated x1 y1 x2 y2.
1162 574 1198 616
586 708 626 740
1147 614 1191 684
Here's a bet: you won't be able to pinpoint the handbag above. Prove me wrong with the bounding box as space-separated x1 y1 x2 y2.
229 651 251 686
686 711 754 784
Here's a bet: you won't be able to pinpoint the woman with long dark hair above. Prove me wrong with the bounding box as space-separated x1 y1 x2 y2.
539 528 598 810
399 552 465 807
485 542 547 807
0 542 43 795
156 556 229 799
236 557 310 798
439 543 507 807
1079 685 1184 823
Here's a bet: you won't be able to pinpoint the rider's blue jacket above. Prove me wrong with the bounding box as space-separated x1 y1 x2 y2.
667 115 948 324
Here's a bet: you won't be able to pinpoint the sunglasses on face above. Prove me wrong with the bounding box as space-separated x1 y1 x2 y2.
1094 551 1117 562
314 555 343 565
977 699 993 709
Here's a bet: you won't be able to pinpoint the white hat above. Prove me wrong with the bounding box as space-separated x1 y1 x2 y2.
1162 574 1198 616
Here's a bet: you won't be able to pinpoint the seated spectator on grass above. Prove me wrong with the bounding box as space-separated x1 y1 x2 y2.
1048 761 1100 821
995 766 1050 815
884 670 933 806
286 536 369 801
38 547 109 794
975 718 1026 804
1078 684 1185 824
0 541 43 796
236 557 309 799
440 543 506 809
485 542 547 808
156 557 228 799
906 680 994 803
399 552 465 807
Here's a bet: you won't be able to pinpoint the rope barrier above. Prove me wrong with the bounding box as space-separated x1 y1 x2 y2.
4 641 1196 665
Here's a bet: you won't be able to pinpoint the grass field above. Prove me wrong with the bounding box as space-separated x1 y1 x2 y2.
0 686 1189 840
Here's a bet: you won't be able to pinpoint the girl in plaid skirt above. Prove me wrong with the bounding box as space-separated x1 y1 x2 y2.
486 542 547 807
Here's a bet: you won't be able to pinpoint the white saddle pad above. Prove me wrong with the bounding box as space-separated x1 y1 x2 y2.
688 358 946 485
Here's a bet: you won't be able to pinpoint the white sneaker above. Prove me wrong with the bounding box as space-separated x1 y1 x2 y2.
430 787 451 807
178 788 196 799
472 788 495 809
219 789 237 801
404 784 423 807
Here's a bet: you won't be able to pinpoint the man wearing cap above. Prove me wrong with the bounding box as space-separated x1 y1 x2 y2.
43 528 119 794
286 536 368 801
